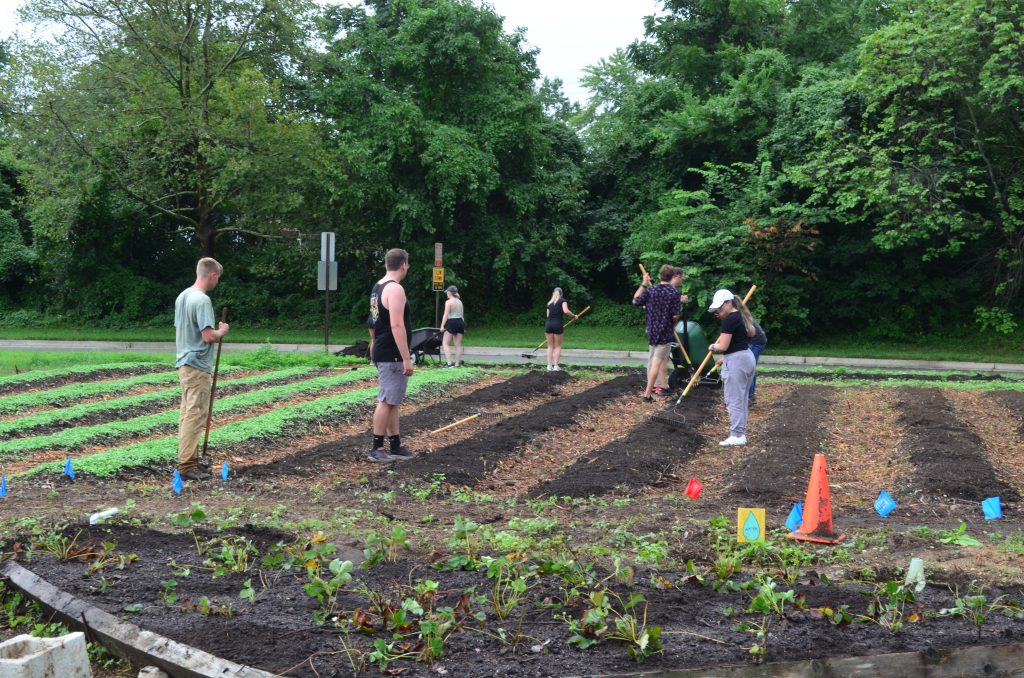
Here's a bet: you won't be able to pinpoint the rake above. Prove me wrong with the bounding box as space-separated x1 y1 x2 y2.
520 306 591 359
675 285 758 406
429 411 503 435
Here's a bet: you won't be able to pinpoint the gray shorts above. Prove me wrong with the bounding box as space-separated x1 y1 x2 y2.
376 362 409 405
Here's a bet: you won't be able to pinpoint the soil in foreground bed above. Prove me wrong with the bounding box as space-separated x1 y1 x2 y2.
15 524 1024 678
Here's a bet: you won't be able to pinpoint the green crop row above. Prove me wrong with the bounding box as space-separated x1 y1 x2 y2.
0 367 377 460
0 368 243 414
0 366 318 437
17 367 482 477
0 361 164 387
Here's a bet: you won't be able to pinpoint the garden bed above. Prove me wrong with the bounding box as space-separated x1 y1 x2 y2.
1 362 1023 676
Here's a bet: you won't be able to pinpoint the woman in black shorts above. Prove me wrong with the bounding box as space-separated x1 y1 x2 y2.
440 285 465 367
544 287 578 371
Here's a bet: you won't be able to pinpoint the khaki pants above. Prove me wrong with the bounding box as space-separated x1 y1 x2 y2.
178 365 212 471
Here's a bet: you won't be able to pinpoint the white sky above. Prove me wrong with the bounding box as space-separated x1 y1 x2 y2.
0 0 661 103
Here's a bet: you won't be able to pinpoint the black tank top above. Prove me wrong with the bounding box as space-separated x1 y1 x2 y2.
370 280 412 362
547 298 565 323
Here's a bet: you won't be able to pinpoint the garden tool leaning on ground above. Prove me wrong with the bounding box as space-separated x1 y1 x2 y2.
675 285 757 406
201 307 228 461
520 306 591 359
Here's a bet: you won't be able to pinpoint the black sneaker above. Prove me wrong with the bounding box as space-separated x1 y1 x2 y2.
368 448 396 463
445 363 455 368
389 446 416 459
641 395 654 403
182 467 211 481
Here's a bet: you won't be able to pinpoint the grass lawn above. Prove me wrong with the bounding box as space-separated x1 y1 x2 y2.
0 323 1020 365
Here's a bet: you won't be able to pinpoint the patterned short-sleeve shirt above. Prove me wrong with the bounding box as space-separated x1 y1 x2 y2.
634 283 681 345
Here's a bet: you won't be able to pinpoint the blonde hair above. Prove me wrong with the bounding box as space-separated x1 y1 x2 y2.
730 295 755 337
546 287 563 306
196 258 223 278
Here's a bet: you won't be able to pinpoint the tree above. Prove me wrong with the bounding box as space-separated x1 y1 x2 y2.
9 0 317 257
304 0 586 320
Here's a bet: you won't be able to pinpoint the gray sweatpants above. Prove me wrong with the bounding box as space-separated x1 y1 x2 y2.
721 349 756 438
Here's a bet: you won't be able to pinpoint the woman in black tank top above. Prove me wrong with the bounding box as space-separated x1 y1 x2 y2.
544 287 577 371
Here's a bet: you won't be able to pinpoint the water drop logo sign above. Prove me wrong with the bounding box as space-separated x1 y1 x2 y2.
737 508 765 543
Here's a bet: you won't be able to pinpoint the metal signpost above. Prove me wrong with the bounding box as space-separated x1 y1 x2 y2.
433 242 443 326
318 232 337 348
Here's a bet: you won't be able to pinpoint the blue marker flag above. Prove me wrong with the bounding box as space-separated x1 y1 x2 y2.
0 473 7 498
221 461 229 481
874 490 897 518
172 469 183 495
982 496 1002 520
64 456 75 480
785 502 803 532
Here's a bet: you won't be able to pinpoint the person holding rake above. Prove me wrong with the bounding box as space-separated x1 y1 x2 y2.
544 287 578 371
707 289 757 446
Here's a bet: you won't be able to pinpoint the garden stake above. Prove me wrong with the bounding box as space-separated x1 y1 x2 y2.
677 285 757 404
520 306 591 358
201 307 228 461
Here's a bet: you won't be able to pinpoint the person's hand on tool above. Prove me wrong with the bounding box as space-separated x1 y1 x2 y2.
680 294 689 303
403 357 414 377
218 322 230 337
641 270 651 287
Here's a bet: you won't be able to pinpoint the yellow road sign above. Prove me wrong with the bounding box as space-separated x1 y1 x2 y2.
432 267 444 291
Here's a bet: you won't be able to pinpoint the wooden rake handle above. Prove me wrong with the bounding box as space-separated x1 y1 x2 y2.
531 305 592 350
681 285 758 396
430 414 480 435
201 307 228 457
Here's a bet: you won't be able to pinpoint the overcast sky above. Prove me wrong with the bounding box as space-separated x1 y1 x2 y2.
0 0 661 103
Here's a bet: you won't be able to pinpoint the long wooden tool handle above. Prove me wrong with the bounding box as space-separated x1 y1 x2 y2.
673 329 692 365
430 413 480 435
532 305 592 350
201 307 228 457
681 285 759 396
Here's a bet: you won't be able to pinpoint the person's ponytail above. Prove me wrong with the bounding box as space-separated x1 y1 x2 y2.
733 296 755 337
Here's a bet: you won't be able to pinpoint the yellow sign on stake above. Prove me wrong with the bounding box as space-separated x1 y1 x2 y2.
737 508 766 543
432 267 444 292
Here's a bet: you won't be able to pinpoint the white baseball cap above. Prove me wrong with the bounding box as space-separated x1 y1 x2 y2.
708 289 735 311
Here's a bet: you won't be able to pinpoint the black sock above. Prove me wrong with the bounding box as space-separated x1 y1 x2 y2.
372 434 385 450
388 434 401 451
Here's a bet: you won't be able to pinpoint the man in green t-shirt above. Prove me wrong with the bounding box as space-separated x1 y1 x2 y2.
174 258 229 480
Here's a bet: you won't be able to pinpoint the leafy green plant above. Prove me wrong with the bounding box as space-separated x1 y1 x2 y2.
482 555 536 620
441 516 482 570
563 589 663 663
860 581 922 632
937 523 982 547
160 579 178 606
746 576 802 617
363 524 410 566
731 616 769 664
940 581 1017 639
201 536 258 578
304 559 354 624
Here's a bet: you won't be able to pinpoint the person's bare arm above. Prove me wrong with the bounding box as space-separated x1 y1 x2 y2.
710 333 733 353
201 322 229 344
384 284 413 375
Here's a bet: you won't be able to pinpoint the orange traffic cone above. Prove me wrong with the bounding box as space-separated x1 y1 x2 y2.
788 453 845 545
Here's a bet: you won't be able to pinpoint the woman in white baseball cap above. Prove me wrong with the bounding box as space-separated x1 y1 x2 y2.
707 289 757 446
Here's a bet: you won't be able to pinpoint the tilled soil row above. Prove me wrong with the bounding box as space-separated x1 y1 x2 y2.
387 372 642 487
241 369 573 478
765 370 1017 383
723 384 836 504
530 383 719 498
0 364 169 397
896 388 1020 502
2 368 365 440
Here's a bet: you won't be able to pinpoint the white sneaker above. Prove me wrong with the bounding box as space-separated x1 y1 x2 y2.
552 364 561 371
547 365 554 371
719 435 747 446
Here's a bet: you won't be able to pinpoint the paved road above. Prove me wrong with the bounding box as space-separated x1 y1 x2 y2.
0 339 1021 374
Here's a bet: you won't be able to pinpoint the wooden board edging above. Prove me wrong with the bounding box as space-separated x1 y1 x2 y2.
0 560 276 678
583 640 1024 677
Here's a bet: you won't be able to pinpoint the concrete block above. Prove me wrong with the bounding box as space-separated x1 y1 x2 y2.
0 631 92 678
139 667 170 677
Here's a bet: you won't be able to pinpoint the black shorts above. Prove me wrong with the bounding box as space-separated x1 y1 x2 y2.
545 322 564 335
444 318 465 335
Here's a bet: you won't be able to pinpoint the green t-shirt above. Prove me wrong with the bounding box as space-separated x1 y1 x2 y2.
174 287 216 372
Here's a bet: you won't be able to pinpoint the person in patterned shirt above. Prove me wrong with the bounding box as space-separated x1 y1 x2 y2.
633 265 685 401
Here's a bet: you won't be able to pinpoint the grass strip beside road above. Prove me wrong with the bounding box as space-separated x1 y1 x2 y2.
759 376 1024 391
0 367 376 460
16 367 482 477
0 366 316 437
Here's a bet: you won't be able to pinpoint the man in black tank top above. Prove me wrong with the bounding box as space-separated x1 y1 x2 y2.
368 248 416 463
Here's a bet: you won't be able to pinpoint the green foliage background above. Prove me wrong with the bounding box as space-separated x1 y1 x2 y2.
0 0 1020 340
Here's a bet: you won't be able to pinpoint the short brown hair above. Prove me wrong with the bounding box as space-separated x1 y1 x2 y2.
659 265 683 282
384 248 408 271
196 257 223 278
